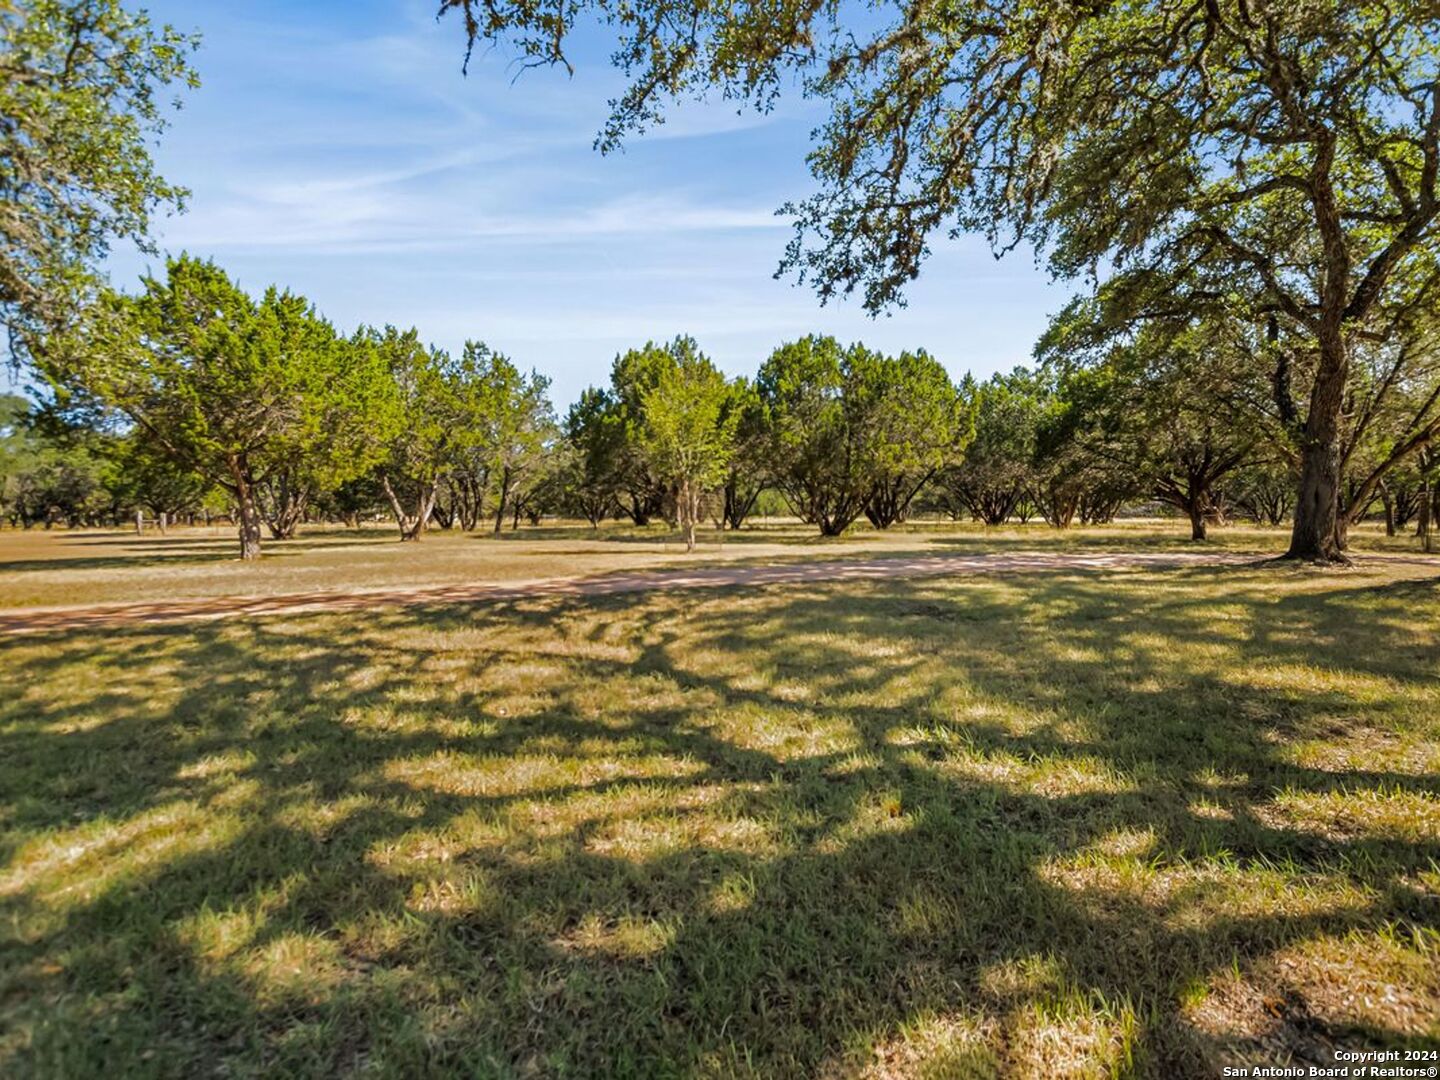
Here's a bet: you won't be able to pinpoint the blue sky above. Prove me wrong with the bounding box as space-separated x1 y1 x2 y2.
97 0 1070 408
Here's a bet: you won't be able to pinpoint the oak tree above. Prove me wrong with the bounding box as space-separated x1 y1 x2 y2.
443 0 1440 561
2 0 197 355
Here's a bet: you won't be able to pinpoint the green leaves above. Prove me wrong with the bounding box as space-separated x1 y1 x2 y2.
45 256 403 553
361 328 557 537
757 335 967 532
440 0 1440 553
1 0 199 353
561 385 629 525
638 338 737 492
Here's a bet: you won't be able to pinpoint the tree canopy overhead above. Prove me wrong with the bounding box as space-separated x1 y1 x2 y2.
441 0 1440 306
1 0 198 355
440 0 1440 561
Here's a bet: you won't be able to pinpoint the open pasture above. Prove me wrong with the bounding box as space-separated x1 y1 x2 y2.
0 519 1422 612
0 527 1435 1076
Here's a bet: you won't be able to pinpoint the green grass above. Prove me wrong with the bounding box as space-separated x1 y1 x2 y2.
0 517 1423 610
0 556 1437 1076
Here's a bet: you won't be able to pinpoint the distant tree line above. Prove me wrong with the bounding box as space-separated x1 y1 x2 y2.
433 0 1440 565
9 255 1436 557
6 1 1440 565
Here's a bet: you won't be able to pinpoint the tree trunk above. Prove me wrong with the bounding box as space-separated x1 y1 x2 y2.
1418 481 1433 553
626 492 655 527
1290 437 1344 560
1381 484 1396 536
236 485 262 561
723 477 761 531
260 473 310 540
494 469 512 535
1188 501 1208 541
679 480 699 552
409 484 438 541
1286 206 1351 562
266 511 300 540
380 475 435 541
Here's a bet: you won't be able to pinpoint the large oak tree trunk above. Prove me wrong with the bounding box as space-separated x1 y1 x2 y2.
1287 292 1352 562
1187 502 1207 542
1288 162 1352 564
1287 427 1345 562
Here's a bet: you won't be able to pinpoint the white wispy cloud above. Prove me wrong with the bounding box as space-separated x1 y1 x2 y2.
106 0 1061 411
161 186 785 255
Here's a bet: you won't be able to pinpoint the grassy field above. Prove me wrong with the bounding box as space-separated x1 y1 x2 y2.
0 517 1427 610
0 525 1436 1077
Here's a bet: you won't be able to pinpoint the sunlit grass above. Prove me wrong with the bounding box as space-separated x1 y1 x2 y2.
0 517 1424 610
0 558 1435 1075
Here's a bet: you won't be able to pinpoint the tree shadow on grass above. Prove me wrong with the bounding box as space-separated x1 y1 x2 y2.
476 525 839 548
50 528 396 548
919 529 1277 555
0 552 311 574
0 563 1436 1076
0 531 404 575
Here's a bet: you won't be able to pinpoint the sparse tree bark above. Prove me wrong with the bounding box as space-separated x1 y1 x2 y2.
1417 480 1433 553
1187 502 1207 542
494 466 513 535
381 474 437 541
236 485 262 561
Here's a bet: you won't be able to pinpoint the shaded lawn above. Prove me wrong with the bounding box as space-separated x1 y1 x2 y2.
0 563 1436 1077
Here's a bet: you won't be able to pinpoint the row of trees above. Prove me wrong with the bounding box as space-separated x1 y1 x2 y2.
1 392 209 528
23 273 976 556
933 362 1439 546
19 254 1436 555
433 0 1440 563
561 331 1437 550
7 2 1439 564
32 257 555 558
559 335 970 546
